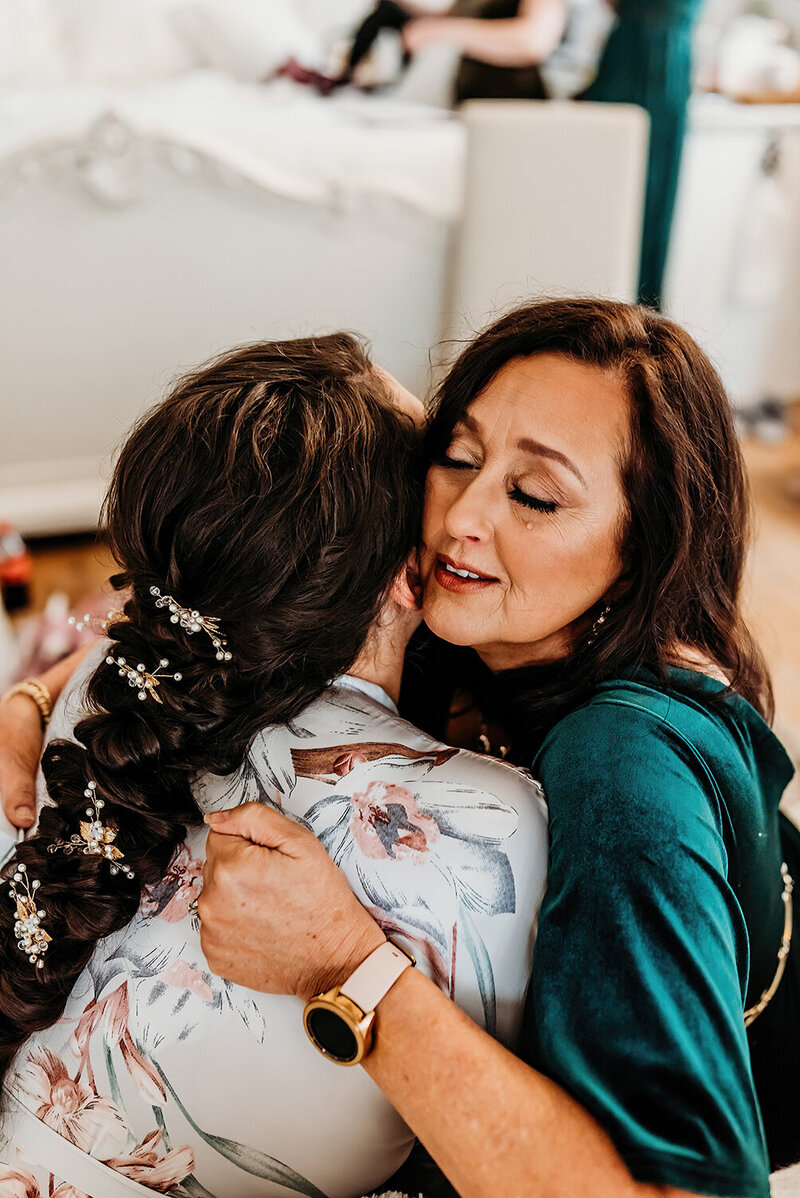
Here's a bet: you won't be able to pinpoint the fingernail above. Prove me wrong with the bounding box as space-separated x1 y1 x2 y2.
204 812 223 824
15 806 35 825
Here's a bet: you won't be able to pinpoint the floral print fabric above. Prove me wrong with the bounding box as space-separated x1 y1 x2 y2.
0 657 548 1198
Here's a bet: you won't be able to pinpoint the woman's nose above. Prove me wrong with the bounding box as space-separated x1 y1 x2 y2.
443 478 494 544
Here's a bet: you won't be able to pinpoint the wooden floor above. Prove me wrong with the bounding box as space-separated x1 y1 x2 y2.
16 414 800 814
741 406 800 816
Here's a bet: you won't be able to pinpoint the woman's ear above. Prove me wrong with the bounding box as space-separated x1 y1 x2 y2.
390 551 423 612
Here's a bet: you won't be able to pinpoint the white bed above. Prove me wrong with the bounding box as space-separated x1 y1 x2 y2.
0 0 649 536
0 72 465 534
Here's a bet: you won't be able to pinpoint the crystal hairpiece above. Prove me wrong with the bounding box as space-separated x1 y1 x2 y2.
48 782 135 880
69 609 127 634
149 587 232 662
106 655 181 703
8 863 51 969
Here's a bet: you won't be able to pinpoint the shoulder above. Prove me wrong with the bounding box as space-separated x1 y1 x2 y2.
533 678 731 854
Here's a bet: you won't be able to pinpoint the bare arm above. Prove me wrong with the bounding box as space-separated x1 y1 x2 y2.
199 803 703 1198
0 644 95 828
403 0 567 67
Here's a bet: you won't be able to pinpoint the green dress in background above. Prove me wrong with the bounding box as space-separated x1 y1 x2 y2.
520 667 797 1195
580 0 704 307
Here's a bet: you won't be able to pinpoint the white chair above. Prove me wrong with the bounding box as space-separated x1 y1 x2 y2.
445 99 649 340
772 1164 800 1196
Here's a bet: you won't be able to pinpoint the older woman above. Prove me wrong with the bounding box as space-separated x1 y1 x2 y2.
195 299 797 1198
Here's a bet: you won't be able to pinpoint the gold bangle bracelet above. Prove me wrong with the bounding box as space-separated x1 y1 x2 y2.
0 678 53 731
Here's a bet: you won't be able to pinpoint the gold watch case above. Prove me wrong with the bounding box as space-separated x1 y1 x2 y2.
302 990 374 1066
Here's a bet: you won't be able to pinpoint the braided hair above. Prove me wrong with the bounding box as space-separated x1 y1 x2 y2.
0 333 422 1088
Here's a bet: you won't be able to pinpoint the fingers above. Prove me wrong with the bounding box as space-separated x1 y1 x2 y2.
0 696 43 829
7 783 36 829
0 757 37 827
204 802 308 852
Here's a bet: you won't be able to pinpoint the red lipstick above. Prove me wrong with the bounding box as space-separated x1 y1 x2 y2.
433 555 498 594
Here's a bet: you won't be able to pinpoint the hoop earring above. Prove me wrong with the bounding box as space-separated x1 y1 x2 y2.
587 604 612 646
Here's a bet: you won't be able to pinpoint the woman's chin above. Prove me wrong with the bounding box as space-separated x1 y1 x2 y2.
420 601 480 648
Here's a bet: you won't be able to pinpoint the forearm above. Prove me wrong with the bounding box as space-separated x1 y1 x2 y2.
407 15 562 66
0 643 96 828
364 968 691 1198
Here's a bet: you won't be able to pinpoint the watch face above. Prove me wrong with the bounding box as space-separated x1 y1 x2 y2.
305 1006 359 1064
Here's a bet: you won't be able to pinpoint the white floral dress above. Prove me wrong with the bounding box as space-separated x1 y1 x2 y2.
0 646 548 1198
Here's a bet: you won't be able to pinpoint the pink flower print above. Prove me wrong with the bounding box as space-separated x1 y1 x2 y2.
350 781 440 861
103 985 167 1105
0 1167 41 1198
333 750 369 777
105 1130 194 1192
161 959 214 1003
141 845 203 923
71 984 166 1105
50 1187 90 1198
292 741 457 784
17 1048 129 1160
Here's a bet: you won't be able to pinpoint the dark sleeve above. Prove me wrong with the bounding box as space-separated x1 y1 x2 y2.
520 701 770 1198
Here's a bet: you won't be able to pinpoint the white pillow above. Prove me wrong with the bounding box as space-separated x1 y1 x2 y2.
175 0 324 81
0 0 69 88
59 0 196 84
0 0 197 89
295 0 369 43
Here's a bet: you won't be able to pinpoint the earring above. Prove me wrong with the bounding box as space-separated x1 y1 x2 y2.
526 522 533 530
48 782 135 880
587 604 612 645
106 655 182 703
8 863 51 968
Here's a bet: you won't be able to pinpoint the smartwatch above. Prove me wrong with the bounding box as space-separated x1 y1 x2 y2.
303 939 415 1065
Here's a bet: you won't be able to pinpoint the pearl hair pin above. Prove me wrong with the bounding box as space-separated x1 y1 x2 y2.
149 586 232 662
48 782 135 880
106 655 181 703
8 863 50 969
68 609 127 634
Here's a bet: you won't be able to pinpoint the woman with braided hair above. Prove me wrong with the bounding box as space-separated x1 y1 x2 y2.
0 335 550 1197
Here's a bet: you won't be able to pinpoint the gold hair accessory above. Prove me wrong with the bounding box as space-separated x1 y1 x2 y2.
48 782 135 880
106 654 182 703
149 586 232 662
8 863 51 969
69 609 127 634
1 678 53 730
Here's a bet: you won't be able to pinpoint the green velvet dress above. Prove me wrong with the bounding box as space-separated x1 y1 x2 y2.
519 667 796 1196
580 0 704 307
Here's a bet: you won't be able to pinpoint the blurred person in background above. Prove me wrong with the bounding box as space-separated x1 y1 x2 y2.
382 0 702 307
579 0 704 307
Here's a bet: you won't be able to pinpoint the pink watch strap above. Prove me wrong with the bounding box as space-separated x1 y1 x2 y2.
339 940 414 1012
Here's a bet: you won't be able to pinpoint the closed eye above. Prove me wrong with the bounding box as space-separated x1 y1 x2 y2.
435 454 477 470
510 486 558 514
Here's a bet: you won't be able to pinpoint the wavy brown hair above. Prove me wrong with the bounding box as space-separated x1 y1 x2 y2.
424 298 772 754
0 333 422 1087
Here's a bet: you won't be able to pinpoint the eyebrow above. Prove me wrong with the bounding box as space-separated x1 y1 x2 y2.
459 411 587 490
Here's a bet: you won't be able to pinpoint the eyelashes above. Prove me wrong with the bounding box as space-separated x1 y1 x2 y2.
435 456 559 516
509 486 558 515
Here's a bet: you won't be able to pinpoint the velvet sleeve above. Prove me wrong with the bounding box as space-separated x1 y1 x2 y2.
520 699 770 1198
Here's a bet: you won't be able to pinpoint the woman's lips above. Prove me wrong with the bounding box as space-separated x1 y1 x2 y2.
433 556 498 594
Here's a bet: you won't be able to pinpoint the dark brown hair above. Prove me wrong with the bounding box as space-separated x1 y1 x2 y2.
0 333 422 1085
425 298 772 751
